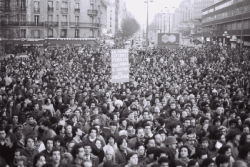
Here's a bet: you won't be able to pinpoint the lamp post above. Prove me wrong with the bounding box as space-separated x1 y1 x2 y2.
240 6 243 49
144 0 153 49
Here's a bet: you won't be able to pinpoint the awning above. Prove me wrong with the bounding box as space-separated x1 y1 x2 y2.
14 39 45 46
47 39 99 46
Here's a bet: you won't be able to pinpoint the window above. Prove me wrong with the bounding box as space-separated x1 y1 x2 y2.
16 0 19 7
232 22 237 30
75 16 79 25
48 29 53 37
21 15 26 22
6 14 9 23
34 30 40 38
243 20 250 29
34 15 39 24
62 15 67 22
57 15 59 21
15 15 19 22
48 1 53 8
75 29 79 37
34 1 40 8
5 0 10 8
48 15 53 22
76 3 79 9
56 1 59 9
21 0 25 8
20 29 26 38
62 2 68 8
237 22 241 30
61 29 67 37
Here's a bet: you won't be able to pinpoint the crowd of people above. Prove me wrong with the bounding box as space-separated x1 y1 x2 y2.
0 43 250 167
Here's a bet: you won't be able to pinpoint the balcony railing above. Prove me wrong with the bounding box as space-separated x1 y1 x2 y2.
1 21 45 26
87 9 98 16
34 36 41 39
48 35 53 38
48 7 54 12
75 36 80 38
4 7 11 12
34 8 40 14
60 35 67 38
75 9 80 13
61 8 68 13
20 7 26 12
45 22 59 27
61 22 68 26
69 22 101 28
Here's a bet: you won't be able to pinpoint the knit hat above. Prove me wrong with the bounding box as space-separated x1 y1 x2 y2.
165 136 178 145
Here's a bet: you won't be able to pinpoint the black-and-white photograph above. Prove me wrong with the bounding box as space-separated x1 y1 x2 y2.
0 0 250 167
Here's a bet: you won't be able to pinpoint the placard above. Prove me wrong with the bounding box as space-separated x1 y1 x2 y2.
111 49 129 83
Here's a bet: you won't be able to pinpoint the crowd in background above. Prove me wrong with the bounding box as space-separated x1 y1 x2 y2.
0 44 250 167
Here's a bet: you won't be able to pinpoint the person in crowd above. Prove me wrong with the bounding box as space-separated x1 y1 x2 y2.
0 44 250 167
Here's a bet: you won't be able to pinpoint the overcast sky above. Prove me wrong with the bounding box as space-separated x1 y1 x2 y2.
126 0 183 27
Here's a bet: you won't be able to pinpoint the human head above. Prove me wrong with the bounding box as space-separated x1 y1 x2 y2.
33 153 46 167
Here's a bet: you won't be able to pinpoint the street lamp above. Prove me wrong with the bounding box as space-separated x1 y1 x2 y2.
144 0 153 48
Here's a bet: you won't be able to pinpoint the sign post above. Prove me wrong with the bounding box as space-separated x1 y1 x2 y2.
111 49 129 83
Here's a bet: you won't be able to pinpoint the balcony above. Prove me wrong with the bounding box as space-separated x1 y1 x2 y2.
1 21 45 27
20 7 26 12
60 35 67 38
48 35 53 38
34 36 41 39
48 7 54 13
75 8 80 13
69 22 101 28
45 21 59 27
61 8 68 13
4 7 11 12
74 36 80 38
61 22 68 26
34 8 40 14
87 9 98 16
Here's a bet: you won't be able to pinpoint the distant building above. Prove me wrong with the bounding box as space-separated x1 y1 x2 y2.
201 0 250 47
193 0 215 20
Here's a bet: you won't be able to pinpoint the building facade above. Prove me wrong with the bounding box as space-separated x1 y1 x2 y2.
201 0 250 46
173 0 195 33
193 0 215 20
1 0 104 39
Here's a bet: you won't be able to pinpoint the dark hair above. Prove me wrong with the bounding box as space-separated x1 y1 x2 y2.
179 145 191 158
226 128 241 142
25 136 35 146
88 127 98 135
200 158 214 167
215 154 229 167
50 148 61 157
72 126 80 137
6 133 17 144
135 142 144 150
157 157 169 165
71 143 83 159
238 146 250 160
239 132 250 146
53 135 64 146
154 148 167 160
144 137 154 149
116 137 127 148
44 138 54 146
33 153 46 167
107 134 116 144
55 125 64 136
